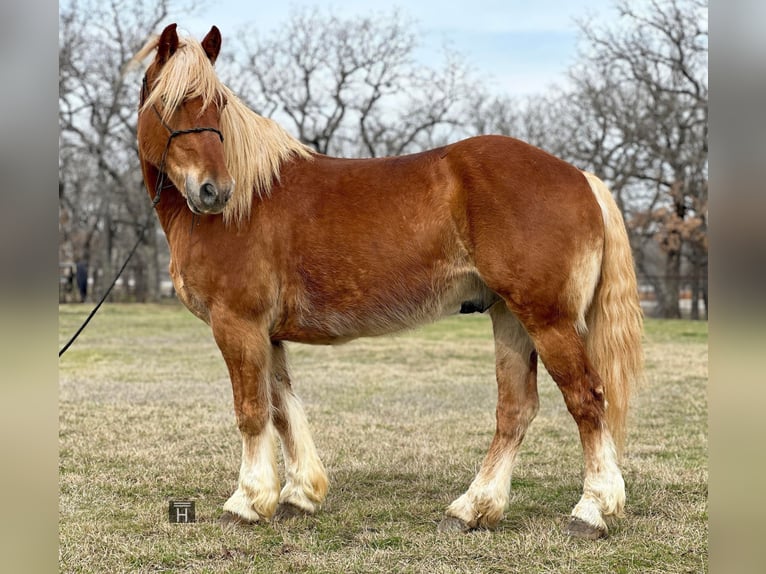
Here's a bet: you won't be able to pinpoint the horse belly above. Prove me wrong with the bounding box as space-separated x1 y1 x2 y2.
275 266 494 344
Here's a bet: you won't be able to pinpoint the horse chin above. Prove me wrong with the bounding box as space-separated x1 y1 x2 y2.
186 197 205 215
187 197 226 216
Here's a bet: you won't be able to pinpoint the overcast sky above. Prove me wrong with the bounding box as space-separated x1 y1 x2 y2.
180 0 623 96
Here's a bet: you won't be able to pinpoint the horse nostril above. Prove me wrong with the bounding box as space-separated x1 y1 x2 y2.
200 182 217 207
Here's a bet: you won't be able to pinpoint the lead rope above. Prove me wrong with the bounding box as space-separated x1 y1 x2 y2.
58 149 168 357
59 82 224 357
58 189 162 357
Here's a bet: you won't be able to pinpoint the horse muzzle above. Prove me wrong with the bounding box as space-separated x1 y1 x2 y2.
185 177 234 215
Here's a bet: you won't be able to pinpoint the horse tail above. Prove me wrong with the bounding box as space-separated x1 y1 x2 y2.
582 172 644 458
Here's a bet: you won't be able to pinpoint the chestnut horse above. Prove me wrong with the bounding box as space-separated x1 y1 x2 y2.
133 24 642 539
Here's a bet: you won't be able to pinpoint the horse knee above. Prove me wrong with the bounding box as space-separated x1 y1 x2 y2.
495 397 538 439
236 405 270 436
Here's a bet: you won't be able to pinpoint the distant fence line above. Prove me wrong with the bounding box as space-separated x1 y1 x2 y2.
636 274 708 299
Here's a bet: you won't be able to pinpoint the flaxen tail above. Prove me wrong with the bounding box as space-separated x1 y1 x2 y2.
582 172 644 458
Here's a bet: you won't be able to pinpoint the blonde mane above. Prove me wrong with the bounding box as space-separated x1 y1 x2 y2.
132 33 314 226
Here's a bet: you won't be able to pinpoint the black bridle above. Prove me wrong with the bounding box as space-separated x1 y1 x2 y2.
141 75 225 208
58 76 226 358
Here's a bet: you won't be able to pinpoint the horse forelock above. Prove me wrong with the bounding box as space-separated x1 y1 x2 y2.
140 37 223 124
134 32 314 227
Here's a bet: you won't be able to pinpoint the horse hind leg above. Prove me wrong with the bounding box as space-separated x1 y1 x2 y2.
269 342 329 519
530 322 625 539
440 304 538 531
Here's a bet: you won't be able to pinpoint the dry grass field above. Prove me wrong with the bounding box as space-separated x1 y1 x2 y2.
59 303 707 573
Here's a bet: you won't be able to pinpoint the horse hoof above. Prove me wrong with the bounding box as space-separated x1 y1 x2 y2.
564 517 607 539
273 502 310 521
438 516 471 533
218 511 257 526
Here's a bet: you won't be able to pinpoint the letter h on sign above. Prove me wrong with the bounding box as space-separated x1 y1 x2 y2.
168 500 196 523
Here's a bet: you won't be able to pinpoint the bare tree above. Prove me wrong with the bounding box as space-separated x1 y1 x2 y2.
565 0 708 318
59 0 186 301
227 7 472 157
463 89 570 155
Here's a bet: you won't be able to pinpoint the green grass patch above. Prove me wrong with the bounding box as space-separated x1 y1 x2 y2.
642 318 708 344
60 303 707 573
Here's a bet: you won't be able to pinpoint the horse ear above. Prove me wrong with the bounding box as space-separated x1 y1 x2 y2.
201 26 222 64
157 23 179 65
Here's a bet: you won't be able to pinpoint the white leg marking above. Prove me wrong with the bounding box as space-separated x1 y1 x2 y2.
223 421 280 521
571 428 625 532
278 391 328 513
446 450 515 528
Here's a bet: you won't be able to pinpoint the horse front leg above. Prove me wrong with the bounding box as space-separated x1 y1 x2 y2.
269 342 329 518
213 314 280 524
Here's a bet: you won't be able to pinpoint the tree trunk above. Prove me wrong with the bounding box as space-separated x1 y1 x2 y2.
133 256 147 302
103 211 114 302
702 277 708 319
697 246 708 320
690 267 700 320
660 246 682 319
147 223 161 302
